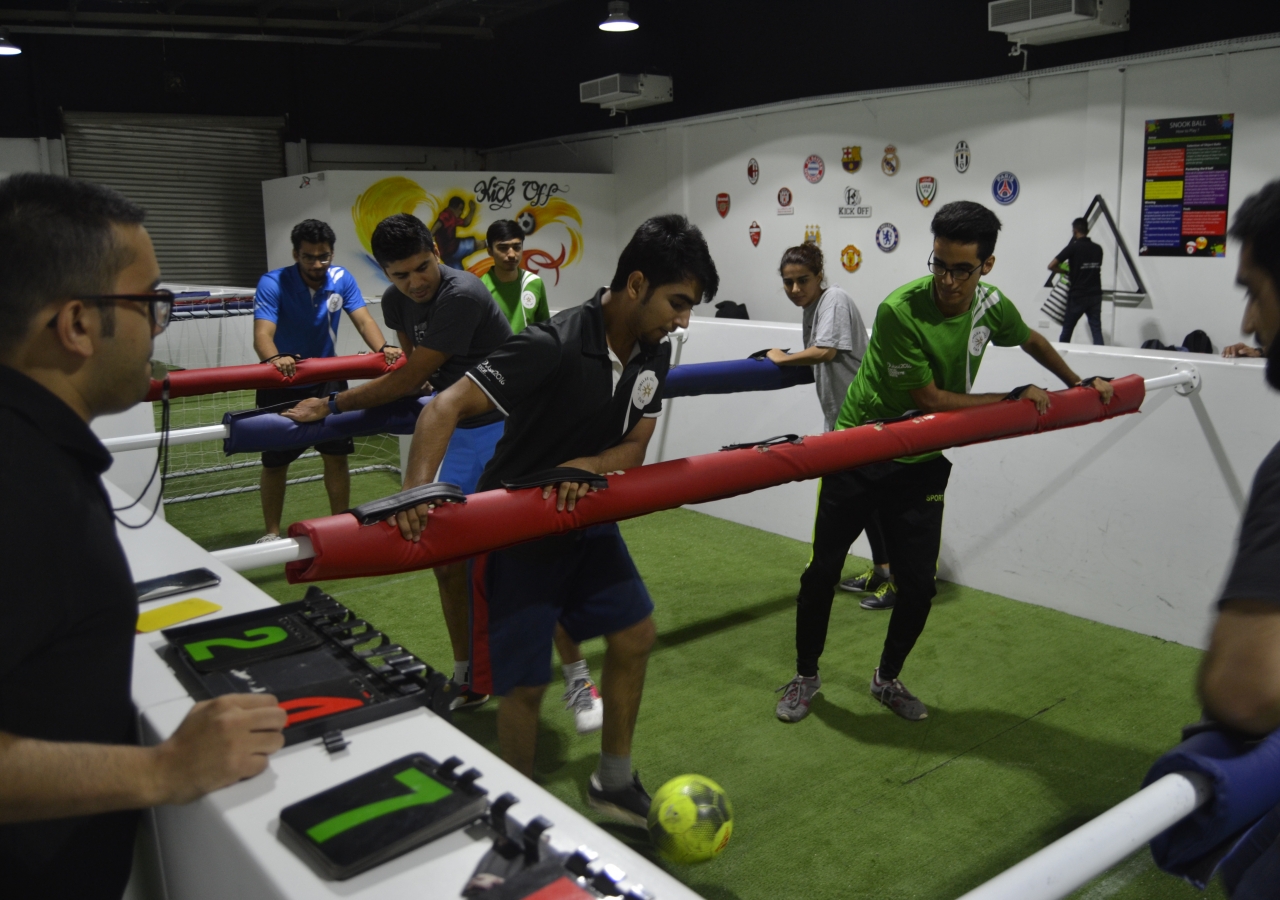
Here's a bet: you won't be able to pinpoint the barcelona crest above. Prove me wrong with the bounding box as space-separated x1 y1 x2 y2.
841 146 862 173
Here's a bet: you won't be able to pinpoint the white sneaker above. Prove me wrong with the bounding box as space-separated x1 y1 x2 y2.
255 533 282 544
564 677 604 734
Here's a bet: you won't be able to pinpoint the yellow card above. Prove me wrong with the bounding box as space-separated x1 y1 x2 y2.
137 598 222 633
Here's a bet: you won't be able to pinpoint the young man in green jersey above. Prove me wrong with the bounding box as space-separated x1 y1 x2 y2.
775 200 1114 724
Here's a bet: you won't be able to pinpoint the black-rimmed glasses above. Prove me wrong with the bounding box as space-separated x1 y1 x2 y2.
73 290 176 332
926 255 984 285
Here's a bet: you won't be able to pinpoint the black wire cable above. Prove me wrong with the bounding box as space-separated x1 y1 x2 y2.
113 381 171 530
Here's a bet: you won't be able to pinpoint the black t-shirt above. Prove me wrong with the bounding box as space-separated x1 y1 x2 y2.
1056 236 1104 295
466 290 669 492
0 366 141 898
1221 441 1280 607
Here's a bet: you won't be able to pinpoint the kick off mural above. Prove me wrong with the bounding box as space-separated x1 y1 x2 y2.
262 170 616 304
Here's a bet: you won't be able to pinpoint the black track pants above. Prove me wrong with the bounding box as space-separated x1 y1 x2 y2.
795 455 951 681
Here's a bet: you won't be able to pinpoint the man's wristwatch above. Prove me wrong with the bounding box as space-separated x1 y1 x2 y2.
327 391 342 415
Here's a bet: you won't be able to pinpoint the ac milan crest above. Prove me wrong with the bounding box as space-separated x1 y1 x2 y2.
841 146 862 173
749 221 761 246
747 158 759 184
954 141 970 174
716 192 730 218
916 177 937 207
803 154 825 184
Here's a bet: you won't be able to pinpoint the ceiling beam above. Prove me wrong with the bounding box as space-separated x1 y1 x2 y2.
343 0 470 45
5 22 441 47
0 7 493 36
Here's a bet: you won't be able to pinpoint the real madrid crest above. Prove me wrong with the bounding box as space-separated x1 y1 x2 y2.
841 244 862 273
881 145 899 176
875 222 899 252
803 224 821 246
954 140 970 174
916 176 937 207
749 220 761 246
991 171 1020 205
747 158 759 185
803 154 825 184
777 187 794 215
841 146 862 173
715 192 730 218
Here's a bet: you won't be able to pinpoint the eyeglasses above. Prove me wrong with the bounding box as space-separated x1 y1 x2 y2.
299 253 333 265
75 290 176 332
927 255 985 285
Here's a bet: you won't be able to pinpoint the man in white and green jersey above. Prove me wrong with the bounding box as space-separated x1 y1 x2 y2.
481 219 550 333
776 200 1114 724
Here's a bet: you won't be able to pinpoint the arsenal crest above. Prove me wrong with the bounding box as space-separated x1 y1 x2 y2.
954 141 970 174
991 171 1020 205
881 145 899 176
747 158 759 184
803 155 825 184
842 146 862 173
841 244 862 273
716 192 730 218
749 220 761 246
803 224 821 246
777 186 794 215
916 177 937 207
875 222 899 252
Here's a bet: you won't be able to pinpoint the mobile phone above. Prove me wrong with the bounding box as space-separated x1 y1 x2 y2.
135 567 221 603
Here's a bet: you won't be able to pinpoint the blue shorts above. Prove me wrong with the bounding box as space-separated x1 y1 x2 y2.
437 419 504 494
468 524 654 696
443 237 478 270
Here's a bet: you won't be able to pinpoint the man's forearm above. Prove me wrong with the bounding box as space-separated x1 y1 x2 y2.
915 389 1010 413
1023 336 1079 387
778 346 837 366
253 335 279 362
404 402 462 488
0 733 164 823
338 368 422 412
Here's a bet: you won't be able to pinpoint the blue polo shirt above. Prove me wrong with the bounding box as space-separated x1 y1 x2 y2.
253 263 365 359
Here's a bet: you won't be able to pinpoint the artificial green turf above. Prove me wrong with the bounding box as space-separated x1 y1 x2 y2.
165 480 1224 900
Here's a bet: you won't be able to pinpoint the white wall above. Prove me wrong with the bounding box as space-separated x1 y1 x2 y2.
0 137 67 178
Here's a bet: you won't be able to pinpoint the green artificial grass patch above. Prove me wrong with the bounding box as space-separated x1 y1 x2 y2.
165 482 1223 900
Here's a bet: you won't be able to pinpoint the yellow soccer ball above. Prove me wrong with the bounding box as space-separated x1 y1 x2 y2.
647 774 733 864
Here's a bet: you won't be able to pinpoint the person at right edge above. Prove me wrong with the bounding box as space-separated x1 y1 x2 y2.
1049 216 1105 345
393 215 718 825
776 201 1113 724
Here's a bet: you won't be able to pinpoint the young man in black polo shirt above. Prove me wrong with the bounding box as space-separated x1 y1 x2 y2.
285 214 511 710
0 174 287 899
1048 217 1105 345
393 215 719 824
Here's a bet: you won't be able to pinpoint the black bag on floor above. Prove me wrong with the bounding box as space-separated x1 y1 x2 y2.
1182 330 1214 354
715 300 749 319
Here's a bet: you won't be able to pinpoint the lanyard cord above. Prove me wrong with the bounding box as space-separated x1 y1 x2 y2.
113 380 171 530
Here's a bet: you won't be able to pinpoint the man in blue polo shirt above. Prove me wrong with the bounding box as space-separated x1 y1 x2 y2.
252 219 401 541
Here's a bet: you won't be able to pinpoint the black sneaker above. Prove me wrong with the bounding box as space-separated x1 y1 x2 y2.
447 681 490 712
839 566 889 593
588 772 651 826
859 580 897 610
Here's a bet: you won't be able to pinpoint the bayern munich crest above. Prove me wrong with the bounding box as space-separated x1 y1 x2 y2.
992 171 1020 205
803 154 825 184
747 158 759 184
875 222 899 252
715 192 730 218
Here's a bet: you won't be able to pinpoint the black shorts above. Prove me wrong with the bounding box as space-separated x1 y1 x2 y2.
255 380 355 468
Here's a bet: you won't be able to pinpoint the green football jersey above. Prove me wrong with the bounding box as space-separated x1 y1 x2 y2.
481 268 549 335
836 275 1031 462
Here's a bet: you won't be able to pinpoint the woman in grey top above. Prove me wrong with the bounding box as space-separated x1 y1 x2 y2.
766 243 896 608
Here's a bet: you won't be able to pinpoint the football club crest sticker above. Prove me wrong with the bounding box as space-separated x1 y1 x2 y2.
841 244 862 273
803 155 825 184
777 187 794 215
838 186 872 218
992 171 1020 205
747 158 759 184
804 224 821 246
715 192 730 218
521 290 537 310
326 293 343 313
875 222 899 252
881 145 899 176
842 146 862 173
632 371 659 409
954 141 970 174
749 221 761 246
916 177 937 207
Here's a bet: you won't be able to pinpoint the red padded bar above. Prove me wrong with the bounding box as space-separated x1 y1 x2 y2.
145 353 406 401
286 376 1144 583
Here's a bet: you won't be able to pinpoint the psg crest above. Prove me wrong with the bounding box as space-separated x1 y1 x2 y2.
841 244 862 273
954 141 970 174
749 220 761 246
875 222 899 252
916 177 937 207
842 146 862 173
803 223 821 246
881 145 899 176
715 193 730 218
803 155 825 184
747 158 759 185
992 171 1020 205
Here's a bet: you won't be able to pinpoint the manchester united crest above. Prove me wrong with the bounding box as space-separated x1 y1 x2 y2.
841 146 862 173
747 158 759 184
841 244 862 273
916 176 937 207
803 224 821 246
715 192 730 218
992 171 1020 205
749 220 761 246
881 145 899 176
803 155 825 184
954 141 970 174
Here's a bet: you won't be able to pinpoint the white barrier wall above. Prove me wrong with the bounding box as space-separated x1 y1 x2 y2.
655 316 1274 651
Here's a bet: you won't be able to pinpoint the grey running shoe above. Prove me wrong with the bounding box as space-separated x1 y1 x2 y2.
859 580 897 610
564 677 604 734
774 674 821 722
588 772 651 826
447 680 490 712
870 671 928 720
838 566 887 593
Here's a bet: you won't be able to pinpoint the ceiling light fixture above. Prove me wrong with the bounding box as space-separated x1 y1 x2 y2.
599 1 638 32
0 29 22 56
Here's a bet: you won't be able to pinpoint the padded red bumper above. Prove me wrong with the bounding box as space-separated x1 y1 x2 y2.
146 353 405 401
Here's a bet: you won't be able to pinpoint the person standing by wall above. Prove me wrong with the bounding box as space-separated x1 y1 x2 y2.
1048 217 1105 345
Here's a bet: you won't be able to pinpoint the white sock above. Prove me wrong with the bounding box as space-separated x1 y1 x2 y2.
596 752 632 792
563 659 589 685
873 668 892 687
453 660 469 686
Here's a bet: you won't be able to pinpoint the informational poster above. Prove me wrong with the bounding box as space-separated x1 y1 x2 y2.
1139 114 1234 258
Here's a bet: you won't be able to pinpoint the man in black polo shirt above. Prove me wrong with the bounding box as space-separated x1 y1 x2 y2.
0 174 286 898
393 215 719 824
285 213 511 710
1049 217 1105 345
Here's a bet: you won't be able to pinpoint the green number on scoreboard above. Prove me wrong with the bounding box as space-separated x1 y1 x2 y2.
306 768 453 843
183 625 289 661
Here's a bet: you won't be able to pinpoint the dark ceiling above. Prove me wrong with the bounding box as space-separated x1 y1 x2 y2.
2 0 1280 149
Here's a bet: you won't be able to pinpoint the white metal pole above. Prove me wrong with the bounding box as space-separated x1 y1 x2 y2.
211 536 314 572
1143 370 1197 392
101 423 228 453
955 772 1211 900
